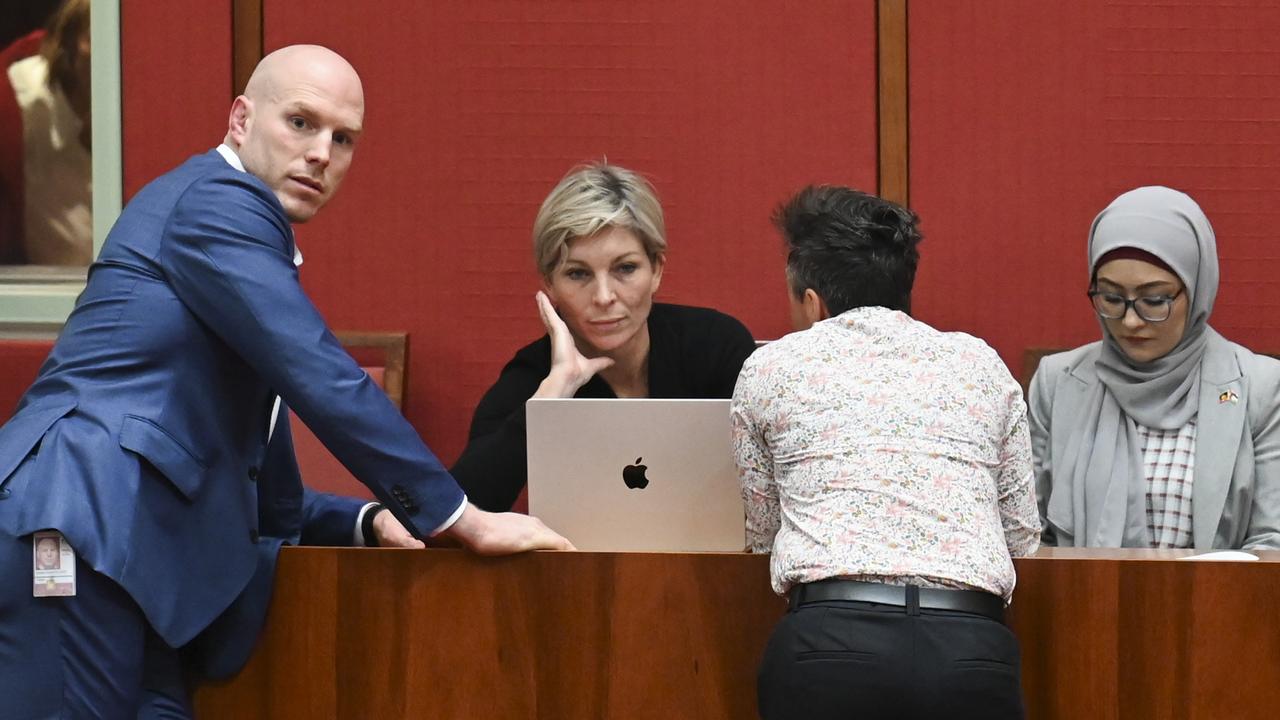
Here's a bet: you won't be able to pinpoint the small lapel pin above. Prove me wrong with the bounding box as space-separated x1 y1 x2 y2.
1219 389 1239 404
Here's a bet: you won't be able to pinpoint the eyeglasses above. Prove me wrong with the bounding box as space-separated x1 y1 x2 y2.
1087 287 1184 322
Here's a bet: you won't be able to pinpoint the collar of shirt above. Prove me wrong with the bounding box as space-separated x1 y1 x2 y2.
215 144 303 268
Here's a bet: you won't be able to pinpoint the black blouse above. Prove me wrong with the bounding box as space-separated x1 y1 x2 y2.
451 303 757 511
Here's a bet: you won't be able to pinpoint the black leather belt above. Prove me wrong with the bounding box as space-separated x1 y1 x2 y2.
789 579 1005 622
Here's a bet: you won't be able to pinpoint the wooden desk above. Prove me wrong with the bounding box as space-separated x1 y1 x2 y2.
194 548 1280 719
1011 548 1280 720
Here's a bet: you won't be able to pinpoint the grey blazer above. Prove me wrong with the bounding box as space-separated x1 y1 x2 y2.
1028 338 1280 550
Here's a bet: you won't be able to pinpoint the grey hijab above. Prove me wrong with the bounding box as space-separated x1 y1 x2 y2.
1050 186 1222 546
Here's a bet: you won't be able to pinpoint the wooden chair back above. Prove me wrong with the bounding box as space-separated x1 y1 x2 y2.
289 331 408 500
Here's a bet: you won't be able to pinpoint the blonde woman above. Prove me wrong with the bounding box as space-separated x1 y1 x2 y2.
453 163 755 510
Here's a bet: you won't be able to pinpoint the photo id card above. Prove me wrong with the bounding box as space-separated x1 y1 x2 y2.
33 530 76 597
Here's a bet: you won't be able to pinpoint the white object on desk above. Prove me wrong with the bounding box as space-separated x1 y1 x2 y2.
1177 550 1259 561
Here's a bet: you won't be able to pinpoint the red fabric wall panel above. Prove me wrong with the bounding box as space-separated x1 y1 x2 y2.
0 6 228 417
260 0 879 462
909 0 1280 378
120 0 231 199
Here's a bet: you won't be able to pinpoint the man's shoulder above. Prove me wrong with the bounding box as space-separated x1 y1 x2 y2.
132 150 279 216
103 150 292 260
142 150 234 189
179 153 279 206
164 152 292 244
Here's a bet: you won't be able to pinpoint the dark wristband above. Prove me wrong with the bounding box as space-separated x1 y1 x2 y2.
361 503 385 547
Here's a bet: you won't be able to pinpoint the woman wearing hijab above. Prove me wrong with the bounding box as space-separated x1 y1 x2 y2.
1028 186 1280 549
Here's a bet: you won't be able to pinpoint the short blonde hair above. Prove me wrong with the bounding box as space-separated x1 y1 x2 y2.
532 163 667 277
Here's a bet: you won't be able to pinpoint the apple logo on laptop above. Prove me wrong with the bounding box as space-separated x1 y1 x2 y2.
622 457 650 489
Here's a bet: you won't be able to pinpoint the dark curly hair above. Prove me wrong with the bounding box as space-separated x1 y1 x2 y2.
773 185 922 315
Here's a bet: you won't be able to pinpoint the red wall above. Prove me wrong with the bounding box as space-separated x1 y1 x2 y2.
909 0 1280 375
31 0 1280 467
120 0 230 199
116 1 880 463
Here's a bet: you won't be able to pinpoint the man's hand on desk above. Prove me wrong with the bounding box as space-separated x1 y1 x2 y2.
443 502 576 555
373 507 426 549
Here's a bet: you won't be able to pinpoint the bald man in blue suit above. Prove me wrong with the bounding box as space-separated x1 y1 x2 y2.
0 45 571 719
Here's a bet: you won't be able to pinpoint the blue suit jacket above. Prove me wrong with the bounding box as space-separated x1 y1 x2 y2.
0 150 464 676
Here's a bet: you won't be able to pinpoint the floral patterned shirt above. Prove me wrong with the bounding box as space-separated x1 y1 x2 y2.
731 307 1041 600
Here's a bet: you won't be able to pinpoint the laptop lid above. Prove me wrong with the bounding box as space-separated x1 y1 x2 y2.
526 398 745 552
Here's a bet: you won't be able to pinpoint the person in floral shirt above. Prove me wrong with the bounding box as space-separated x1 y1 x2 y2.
733 185 1039 720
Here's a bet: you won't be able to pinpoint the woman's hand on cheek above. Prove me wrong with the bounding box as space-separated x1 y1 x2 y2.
534 291 614 397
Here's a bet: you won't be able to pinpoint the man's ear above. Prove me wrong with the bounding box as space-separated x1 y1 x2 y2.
802 288 829 325
227 96 252 146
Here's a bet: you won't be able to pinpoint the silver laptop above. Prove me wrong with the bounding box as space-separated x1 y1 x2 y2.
526 398 745 552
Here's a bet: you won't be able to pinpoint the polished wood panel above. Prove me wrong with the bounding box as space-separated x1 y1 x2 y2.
231 0 262 98
1011 550 1280 720
194 550 340 718
876 0 909 206
194 549 784 719
528 553 784 719
195 549 1280 719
